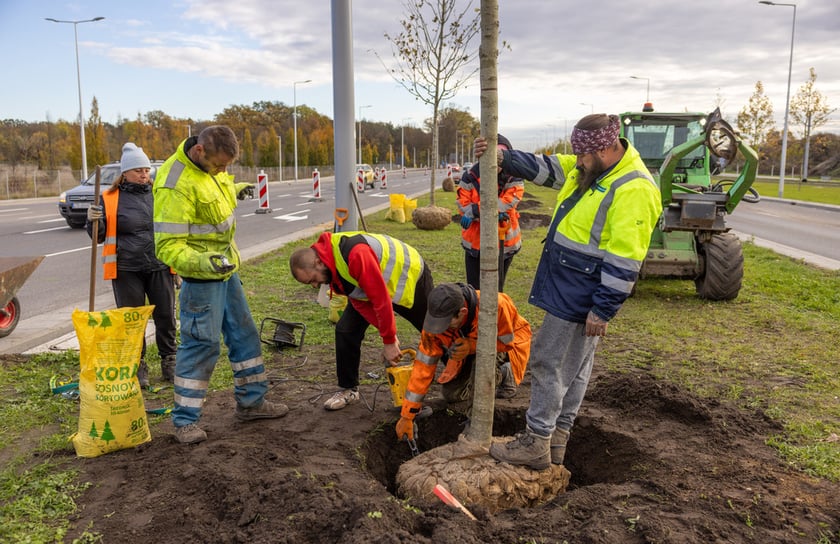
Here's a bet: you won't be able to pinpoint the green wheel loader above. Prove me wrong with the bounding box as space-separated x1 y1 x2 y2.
619 107 760 300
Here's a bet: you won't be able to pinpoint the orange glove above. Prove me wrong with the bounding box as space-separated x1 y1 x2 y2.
395 416 417 441
448 338 476 361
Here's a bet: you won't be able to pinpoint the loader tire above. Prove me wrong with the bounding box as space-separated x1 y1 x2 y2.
695 232 743 301
0 296 21 338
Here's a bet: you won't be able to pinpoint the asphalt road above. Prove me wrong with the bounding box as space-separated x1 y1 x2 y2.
0 168 435 354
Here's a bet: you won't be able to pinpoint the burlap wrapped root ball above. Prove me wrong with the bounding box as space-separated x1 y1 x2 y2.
396 436 570 515
441 177 456 192
412 205 451 230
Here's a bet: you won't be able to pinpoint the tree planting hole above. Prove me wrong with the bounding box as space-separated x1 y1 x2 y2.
363 405 639 494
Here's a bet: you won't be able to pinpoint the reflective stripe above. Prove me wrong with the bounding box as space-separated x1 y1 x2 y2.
234 372 267 386
603 251 643 272
104 235 117 245
498 333 513 344
602 272 635 294
174 376 209 390
416 351 438 365
174 393 204 408
405 390 425 403
163 160 185 189
103 254 117 264
231 356 264 372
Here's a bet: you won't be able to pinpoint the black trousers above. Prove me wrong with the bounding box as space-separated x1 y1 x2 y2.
464 250 514 292
334 265 433 389
111 269 177 360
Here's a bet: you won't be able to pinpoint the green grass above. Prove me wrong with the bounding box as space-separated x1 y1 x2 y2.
751 178 840 205
0 183 839 540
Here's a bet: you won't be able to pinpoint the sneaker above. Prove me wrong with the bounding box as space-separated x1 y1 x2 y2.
489 427 551 470
160 355 176 383
551 428 570 465
324 388 360 411
137 361 150 388
236 400 289 421
174 423 207 444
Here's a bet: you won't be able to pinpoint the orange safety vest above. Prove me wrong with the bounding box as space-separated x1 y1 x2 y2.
101 189 119 280
400 289 531 419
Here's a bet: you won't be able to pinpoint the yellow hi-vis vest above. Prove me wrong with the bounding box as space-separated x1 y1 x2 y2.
330 232 424 308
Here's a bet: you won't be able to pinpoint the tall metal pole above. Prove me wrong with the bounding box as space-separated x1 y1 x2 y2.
630 75 650 102
331 0 358 231
293 79 312 181
45 16 104 181
759 1 797 198
278 134 283 182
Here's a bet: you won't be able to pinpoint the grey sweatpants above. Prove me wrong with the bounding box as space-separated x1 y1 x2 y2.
525 312 599 437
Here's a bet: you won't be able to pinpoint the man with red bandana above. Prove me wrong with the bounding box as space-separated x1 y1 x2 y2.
473 116 662 469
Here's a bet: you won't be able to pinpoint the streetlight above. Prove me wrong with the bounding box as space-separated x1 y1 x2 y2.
579 102 594 114
759 0 797 198
401 118 412 168
630 75 651 102
45 16 105 181
293 79 312 181
358 104 372 164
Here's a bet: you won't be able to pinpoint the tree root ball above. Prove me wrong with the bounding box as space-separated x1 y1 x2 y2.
441 177 456 192
396 436 570 515
412 205 452 230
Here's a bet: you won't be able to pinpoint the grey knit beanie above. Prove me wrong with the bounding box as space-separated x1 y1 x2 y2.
120 142 151 173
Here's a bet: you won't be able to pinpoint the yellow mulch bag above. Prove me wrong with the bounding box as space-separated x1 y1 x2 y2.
387 193 406 223
329 294 348 323
403 197 417 219
70 305 154 458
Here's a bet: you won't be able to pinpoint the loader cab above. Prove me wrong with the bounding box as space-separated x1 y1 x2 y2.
619 111 710 187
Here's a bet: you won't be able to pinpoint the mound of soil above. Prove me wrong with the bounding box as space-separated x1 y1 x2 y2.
63 346 840 543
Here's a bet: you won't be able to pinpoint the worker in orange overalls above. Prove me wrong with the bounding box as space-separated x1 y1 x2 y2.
395 282 531 442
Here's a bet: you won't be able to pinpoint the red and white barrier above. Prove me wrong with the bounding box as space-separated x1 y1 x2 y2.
446 165 452 179
357 168 364 192
255 169 271 214
312 168 321 200
402 166 406 179
380 168 387 189
373 167 381 186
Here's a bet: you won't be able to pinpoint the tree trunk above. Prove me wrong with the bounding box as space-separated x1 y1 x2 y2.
464 0 499 447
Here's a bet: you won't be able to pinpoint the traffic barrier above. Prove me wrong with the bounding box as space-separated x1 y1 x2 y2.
373 167 381 186
380 168 388 189
402 166 406 179
312 168 321 201
446 165 452 179
255 169 272 214
357 168 364 192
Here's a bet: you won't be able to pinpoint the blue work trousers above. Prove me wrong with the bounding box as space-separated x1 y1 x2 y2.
171 274 268 428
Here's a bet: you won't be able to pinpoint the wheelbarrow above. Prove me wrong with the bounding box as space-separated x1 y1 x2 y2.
0 256 44 338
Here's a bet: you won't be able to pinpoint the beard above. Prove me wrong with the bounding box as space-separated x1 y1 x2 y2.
577 154 607 193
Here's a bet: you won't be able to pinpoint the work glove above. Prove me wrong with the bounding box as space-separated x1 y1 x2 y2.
87 205 103 222
236 183 255 200
498 212 509 222
395 416 418 442
460 215 473 229
448 337 476 361
207 254 236 274
173 274 183 289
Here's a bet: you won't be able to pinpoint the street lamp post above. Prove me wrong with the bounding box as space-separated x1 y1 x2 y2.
759 1 797 198
358 104 372 164
293 79 312 181
45 16 105 181
579 102 594 114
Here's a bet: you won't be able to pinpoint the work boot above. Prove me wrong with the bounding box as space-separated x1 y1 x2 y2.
236 400 290 421
323 388 360 411
551 428 570 465
489 427 551 470
160 355 176 383
495 361 517 399
174 423 207 444
137 360 150 388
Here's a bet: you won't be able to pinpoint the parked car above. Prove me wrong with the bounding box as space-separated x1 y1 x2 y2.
58 161 163 228
446 163 461 174
355 164 375 189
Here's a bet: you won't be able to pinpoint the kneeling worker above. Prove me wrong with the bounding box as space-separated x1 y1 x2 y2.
395 282 531 441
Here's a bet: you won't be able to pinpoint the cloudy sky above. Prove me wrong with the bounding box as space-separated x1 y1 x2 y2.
2 0 838 150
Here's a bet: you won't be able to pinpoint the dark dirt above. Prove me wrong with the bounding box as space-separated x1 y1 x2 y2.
53 195 840 542
59 346 840 543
